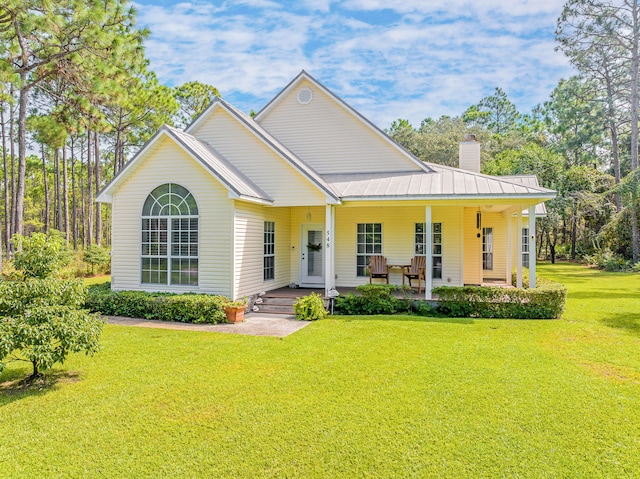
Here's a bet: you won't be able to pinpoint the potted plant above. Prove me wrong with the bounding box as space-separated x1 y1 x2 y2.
223 297 248 323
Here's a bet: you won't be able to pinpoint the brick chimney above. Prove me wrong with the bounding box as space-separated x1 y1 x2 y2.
459 134 480 173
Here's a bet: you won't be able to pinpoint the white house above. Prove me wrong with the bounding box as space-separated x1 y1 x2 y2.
97 71 555 300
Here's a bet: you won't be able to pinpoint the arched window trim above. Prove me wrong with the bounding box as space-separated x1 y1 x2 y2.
141 183 199 286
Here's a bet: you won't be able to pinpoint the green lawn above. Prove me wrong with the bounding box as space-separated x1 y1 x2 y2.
1 263 639 478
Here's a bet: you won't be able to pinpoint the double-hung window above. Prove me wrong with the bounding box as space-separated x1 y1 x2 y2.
415 223 443 279
356 223 382 276
264 221 275 281
522 227 530 266
482 227 493 271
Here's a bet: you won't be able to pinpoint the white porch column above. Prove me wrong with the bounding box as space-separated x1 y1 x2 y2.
528 205 536 289
506 214 513 286
324 205 336 295
516 210 523 288
425 206 433 300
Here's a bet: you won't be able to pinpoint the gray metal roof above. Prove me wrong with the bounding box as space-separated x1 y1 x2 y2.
165 126 273 203
323 165 555 201
502 175 549 216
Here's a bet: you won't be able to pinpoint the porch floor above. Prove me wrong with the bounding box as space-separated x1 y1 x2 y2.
264 280 512 300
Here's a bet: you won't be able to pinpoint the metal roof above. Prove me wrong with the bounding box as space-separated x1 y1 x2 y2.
323 165 555 201
165 126 273 203
502 175 549 216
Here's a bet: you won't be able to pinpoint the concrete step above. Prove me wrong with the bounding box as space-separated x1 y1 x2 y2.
255 303 295 314
258 296 299 306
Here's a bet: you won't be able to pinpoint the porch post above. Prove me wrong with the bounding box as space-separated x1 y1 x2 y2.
324 204 335 295
528 205 536 288
516 210 523 288
425 206 433 300
506 213 513 286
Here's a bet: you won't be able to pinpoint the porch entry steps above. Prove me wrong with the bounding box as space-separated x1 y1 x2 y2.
251 288 326 315
254 295 297 315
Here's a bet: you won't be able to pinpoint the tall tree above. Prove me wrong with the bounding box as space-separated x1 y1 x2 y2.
463 87 521 136
0 0 146 236
557 0 640 261
172 81 220 129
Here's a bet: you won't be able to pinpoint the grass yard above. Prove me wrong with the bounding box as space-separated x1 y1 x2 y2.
1 263 639 478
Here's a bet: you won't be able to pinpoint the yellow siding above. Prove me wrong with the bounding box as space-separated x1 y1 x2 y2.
482 212 508 281
234 203 291 298
257 78 423 175
189 107 327 206
111 137 234 295
329 205 463 288
463 208 482 285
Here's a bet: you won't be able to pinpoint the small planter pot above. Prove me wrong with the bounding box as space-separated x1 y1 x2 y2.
224 305 247 323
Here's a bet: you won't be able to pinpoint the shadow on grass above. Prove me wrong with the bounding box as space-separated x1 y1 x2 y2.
0 370 80 406
601 313 640 336
569 291 640 300
333 314 474 325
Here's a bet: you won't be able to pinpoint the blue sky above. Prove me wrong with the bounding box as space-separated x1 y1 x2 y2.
132 0 574 129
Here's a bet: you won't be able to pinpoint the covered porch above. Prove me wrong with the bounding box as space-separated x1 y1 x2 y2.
293 201 539 301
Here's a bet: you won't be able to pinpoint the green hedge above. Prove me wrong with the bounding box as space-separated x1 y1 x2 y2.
432 281 567 319
335 284 410 315
85 283 227 324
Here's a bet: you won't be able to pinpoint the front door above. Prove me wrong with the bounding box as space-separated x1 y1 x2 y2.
300 224 324 287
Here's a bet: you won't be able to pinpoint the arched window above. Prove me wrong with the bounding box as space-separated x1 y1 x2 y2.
141 184 198 286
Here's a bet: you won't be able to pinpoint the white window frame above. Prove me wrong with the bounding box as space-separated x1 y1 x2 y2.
522 227 530 266
141 184 199 286
482 227 493 271
264 221 275 281
356 223 382 276
415 223 443 279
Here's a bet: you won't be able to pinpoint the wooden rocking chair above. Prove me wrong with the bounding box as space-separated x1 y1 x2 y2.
369 255 390 284
403 256 426 294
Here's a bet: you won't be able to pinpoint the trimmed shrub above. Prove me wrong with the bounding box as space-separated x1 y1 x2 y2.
293 292 328 321
85 283 226 324
335 284 404 315
433 281 567 319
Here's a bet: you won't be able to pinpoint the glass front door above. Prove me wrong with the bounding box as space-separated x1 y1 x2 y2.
300 224 324 287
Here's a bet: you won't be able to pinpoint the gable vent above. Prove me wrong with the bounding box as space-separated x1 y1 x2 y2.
297 87 313 105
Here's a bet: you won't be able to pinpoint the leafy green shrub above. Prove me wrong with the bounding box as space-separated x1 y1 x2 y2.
293 292 327 321
335 284 404 315
433 280 567 319
83 245 111 275
0 233 103 380
583 249 631 271
85 283 226 324
12 232 73 279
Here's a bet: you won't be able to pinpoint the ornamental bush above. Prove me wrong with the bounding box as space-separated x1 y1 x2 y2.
85 283 227 324
335 284 405 315
293 292 327 321
432 281 567 319
0 233 103 380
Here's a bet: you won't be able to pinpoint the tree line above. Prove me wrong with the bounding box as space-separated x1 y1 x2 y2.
388 0 640 268
2 0 640 271
0 0 218 266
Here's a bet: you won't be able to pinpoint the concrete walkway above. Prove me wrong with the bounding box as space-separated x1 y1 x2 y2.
105 312 310 338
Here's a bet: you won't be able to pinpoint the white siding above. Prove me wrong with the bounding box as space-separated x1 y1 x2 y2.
111 137 234 295
189 107 327 206
234 203 292 298
331 205 463 288
257 78 423 175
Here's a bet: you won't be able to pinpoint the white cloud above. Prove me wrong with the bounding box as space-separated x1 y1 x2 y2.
133 0 575 128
